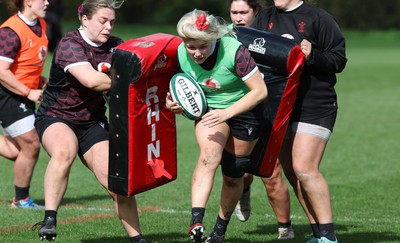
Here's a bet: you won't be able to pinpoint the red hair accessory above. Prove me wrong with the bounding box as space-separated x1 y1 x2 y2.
195 13 208 31
78 4 83 14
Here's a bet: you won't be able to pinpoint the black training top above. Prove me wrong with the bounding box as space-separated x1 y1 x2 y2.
252 2 347 121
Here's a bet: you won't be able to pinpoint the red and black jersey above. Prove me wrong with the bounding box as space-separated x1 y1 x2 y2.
252 2 347 121
37 28 123 123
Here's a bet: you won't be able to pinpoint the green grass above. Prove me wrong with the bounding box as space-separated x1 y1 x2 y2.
1 27 400 242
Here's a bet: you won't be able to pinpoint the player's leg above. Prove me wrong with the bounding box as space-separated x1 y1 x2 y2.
206 135 256 242
261 159 294 239
41 122 79 211
0 133 19 160
234 172 253 222
3 115 42 209
281 119 337 242
82 132 146 242
189 121 229 242
33 119 79 240
291 132 333 219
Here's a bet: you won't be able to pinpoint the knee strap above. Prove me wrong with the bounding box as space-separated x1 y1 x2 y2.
220 150 251 178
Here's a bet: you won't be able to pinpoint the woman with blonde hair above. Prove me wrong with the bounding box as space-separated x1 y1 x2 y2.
167 9 267 242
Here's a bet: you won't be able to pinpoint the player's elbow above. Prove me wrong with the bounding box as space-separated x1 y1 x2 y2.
257 85 268 101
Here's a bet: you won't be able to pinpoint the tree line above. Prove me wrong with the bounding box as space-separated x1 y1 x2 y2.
1 0 400 30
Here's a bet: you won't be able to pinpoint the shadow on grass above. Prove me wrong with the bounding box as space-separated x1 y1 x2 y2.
80 233 271 243
249 223 400 243
79 228 400 242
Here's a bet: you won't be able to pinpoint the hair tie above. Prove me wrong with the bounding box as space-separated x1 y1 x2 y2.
195 13 208 31
77 4 83 14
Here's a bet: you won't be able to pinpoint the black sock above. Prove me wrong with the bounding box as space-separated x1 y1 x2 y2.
129 235 145 243
310 223 321 238
319 223 336 241
278 221 292 228
15 185 30 201
191 207 205 225
44 210 57 222
214 215 229 236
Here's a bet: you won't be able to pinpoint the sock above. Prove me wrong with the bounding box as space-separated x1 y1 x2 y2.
278 220 292 228
319 223 336 241
44 210 58 222
15 185 30 201
214 215 229 236
310 223 321 238
129 235 144 243
191 207 205 225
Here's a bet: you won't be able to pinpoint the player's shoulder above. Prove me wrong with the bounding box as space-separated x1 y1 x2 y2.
300 3 334 21
58 29 83 49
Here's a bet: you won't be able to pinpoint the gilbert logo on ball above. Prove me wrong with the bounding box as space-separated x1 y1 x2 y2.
169 73 207 120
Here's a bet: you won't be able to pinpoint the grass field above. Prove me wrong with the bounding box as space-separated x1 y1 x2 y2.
1 26 400 243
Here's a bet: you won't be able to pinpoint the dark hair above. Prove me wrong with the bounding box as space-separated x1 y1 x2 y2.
7 0 24 13
229 0 264 15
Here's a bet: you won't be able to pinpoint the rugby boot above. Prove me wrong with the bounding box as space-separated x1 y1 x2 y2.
11 196 44 210
188 223 205 242
205 230 224 243
32 216 57 241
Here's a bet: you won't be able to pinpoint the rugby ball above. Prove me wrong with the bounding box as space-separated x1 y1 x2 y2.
169 73 207 120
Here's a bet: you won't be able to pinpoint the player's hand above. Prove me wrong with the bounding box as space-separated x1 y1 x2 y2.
200 109 229 128
300 39 312 60
165 92 183 115
28 89 44 103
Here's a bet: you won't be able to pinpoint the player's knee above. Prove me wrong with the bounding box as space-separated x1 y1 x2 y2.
220 150 251 178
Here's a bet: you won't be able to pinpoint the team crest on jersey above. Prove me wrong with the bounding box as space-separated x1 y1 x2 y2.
298 21 306 33
98 62 111 73
38 45 48 64
248 38 266 55
202 78 221 89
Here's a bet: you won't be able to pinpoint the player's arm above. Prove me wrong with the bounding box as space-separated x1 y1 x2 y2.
224 68 267 118
68 63 111 92
0 59 43 102
201 46 267 127
0 59 26 94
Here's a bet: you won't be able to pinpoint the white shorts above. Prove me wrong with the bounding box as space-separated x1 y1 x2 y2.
1 115 36 138
288 122 332 141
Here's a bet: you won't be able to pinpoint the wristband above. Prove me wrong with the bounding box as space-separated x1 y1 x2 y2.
22 87 31 97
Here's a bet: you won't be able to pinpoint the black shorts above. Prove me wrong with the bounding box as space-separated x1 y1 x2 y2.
0 86 35 127
35 116 109 157
226 103 263 141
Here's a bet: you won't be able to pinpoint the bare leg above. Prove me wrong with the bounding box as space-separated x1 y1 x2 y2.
41 123 79 211
83 140 142 237
12 129 40 188
261 160 291 224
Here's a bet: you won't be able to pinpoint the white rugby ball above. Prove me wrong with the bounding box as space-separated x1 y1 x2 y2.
169 73 207 120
